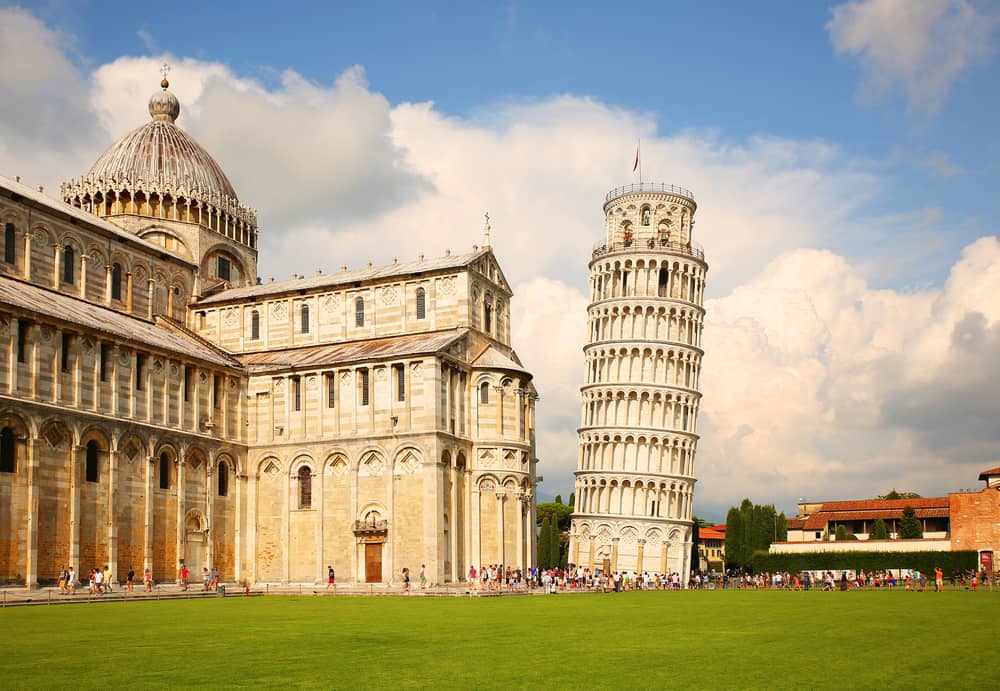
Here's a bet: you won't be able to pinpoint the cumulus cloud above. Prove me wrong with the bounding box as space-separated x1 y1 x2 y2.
3 8 998 519
697 237 1000 515
828 0 999 114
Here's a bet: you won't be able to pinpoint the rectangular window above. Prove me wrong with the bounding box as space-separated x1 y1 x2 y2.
183 366 191 401
214 374 221 409
250 310 260 340
3 223 14 264
16 319 27 363
360 369 369 406
63 246 75 284
301 304 310 334
293 376 301 411
61 332 71 373
100 343 109 381
395 364 405 402
135 353 145 390
326 372 335 408
217 256 231 281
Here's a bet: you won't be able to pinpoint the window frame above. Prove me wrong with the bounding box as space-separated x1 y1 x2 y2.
355 297 365 327
85 441 99 483
416 287 426 320
3 223 14 264
298 466 312 508
63 245 75 284
0 427 15 473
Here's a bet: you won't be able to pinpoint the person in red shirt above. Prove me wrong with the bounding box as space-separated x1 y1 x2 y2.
180 564 189 591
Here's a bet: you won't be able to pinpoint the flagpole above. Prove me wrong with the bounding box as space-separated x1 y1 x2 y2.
639 139 643 184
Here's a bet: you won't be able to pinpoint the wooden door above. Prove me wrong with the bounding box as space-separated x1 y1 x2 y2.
365 543 382 583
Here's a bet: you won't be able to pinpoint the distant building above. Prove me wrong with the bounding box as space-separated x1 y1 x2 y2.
772 468 1000 573
698 527 725 571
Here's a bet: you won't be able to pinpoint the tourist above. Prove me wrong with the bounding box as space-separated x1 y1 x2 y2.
918 571 927 591
934 566 943 592
327 565 336 589
68 566 78 594
970 571 978 591
88 568 97 594
104 565 113 593
419 564 427 589
58 565 68 594
402 567 411 593
211 567 220 588
468 564 477 590
126 566 135 592
144 567 153 592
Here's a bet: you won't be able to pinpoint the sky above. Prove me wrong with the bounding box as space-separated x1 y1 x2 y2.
2 0 999 521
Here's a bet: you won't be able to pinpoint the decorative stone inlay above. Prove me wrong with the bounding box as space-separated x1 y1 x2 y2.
440 276 456 295
322 293 340 312
379 286 397 306
224 308 239 326
262 461 280 477
271 302 287 320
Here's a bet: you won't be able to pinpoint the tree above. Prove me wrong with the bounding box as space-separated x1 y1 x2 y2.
554 494 563 505
549 515 562 569
899 506 923 539
536 501 572 532
870 518 889 539
723 499 787 570
776 512 788 541
568 492 575 508
538 515 552 569
835 524 850 541
878 489 922 500
725 506 742 569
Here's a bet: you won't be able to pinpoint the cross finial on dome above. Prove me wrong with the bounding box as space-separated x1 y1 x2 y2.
160 62 171 89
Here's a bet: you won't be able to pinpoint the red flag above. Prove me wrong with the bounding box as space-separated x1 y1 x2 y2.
633 146 639 172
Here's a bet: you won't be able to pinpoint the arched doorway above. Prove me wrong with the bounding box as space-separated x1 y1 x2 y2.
184 511 206 579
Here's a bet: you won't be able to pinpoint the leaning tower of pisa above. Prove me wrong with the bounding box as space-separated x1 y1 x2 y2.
569 183 707 581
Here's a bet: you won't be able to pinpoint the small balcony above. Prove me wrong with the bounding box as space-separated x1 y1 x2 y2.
605 182 695 205
592 238 705 262
352 519 388 538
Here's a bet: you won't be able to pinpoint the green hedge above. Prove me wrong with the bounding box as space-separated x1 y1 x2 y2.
750 549 978 574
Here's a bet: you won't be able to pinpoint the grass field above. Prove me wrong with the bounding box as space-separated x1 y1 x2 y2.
2 589 997 689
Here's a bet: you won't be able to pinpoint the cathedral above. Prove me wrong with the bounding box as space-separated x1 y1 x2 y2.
0 77 538 587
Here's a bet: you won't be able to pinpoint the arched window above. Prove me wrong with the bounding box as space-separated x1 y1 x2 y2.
111 263 122 301
3 223 14 264
63 246 75 284
416 288 426 320
355 297 365 327
250 310 260 340
0 427 14 473
658 268 669 297
298 466 312 508
641 205 651 226
301 304 310 334
479 381 490 404
218 461 229 497
159 452 170 489
85 440 99 483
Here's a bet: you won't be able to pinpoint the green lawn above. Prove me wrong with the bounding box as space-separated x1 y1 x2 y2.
2 590 997 689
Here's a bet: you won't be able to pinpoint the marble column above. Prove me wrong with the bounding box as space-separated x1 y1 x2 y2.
24 437 39 588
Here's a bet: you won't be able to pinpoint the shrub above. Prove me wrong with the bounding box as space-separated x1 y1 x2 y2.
750 550 977 574
870 519 889 540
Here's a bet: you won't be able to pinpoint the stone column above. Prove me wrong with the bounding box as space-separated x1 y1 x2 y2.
588 539 595 570
205 464 214 574
470 487 481 569
52 244 62 289
25 437 39 588
79 255 88 299
611 536 620 572
147 279 155 320
175 455 186 582
107 447 119 576
496 491 506 567
515 491 525 572
126 272 134 313
636 539 645 573
104 265 112 306
462 469 472 577
23 231 31 280
448 463 457 582
315 466 323 584
660 541 668 575
69 445 83 573
572 531 581 567
234 466 244 583
247 469 258 585
144 456 155 572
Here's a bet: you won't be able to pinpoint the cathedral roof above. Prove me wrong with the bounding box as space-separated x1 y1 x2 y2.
237 330 465 371
0 274 239 369
471 345 530 376
85 83 238 202
197 249 490 305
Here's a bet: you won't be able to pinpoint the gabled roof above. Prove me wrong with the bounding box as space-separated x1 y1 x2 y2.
0 174 193 266
0 274 239 368
978 466 1000 480
197 249 490 305
237 330 465 371
471 345 531 376
699 528 725 541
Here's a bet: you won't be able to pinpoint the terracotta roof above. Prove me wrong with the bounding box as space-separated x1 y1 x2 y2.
198 250 490 305
818 497 948 512
786 518 807 529
802 506 949 530
978 466 1000 480
710 524 727 533
0 274 239 368
699 528 725 541
237 330 465 371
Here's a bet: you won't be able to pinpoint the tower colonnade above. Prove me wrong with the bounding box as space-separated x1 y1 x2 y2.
569 183 708 581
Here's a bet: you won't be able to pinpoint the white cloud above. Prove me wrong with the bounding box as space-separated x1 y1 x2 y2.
3 9 998 520
828 0 999 114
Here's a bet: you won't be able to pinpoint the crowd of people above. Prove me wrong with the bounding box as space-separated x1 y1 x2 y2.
52 563 223 595
717 567 996 592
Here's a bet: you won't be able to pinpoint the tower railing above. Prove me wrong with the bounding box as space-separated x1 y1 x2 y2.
592 238 705 261
605 183 695 204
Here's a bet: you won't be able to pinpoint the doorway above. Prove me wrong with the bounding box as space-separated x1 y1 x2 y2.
365 542 383 583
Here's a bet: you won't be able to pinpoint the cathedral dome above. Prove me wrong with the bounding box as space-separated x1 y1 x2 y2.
85 81 238 202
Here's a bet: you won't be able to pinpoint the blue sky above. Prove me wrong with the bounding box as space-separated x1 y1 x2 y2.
33 0 999 290
4 1 1000 517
